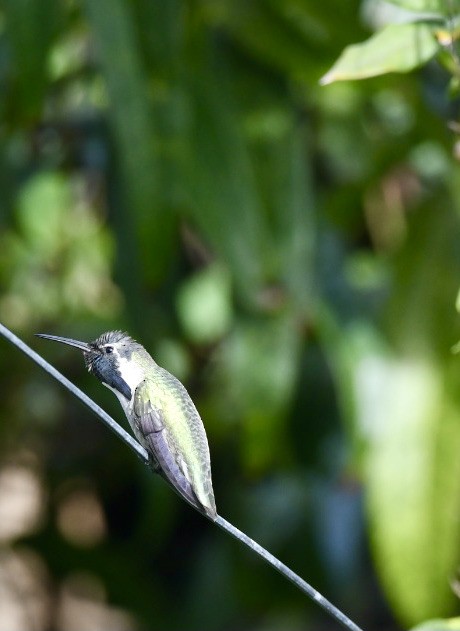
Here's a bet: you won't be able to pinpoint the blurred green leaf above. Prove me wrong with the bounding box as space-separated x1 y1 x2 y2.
83 0 173 297
4 0 62 121
316 312 388 467
411 617 460 631
320 23 440 84
212 0 325 81
221 314 300 473
264 117 316 313
365 205 460 625
0 172 120 327
366 357 460 623
183 40 270 304
132 0 184 76
385 0 450 11
176 263 232 345
17 171 70 256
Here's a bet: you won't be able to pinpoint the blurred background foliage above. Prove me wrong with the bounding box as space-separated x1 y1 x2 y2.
1 0 460 629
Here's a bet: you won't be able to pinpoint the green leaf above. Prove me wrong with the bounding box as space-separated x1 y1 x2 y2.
221 314 300 473
365 205 460 625
316 313 388 468
386 0 450 12
366 358 460 623
183 39 269 304
4 0 62 120
259 117 316 314
320 23 439 84
216 1 325 81
176 264 232 345
83 0 173 312
411 618 460 631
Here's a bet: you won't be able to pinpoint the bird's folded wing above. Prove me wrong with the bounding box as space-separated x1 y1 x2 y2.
133 380 206 514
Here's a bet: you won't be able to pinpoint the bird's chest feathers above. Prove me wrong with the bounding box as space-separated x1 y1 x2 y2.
117 356 145 392
102 355 144 413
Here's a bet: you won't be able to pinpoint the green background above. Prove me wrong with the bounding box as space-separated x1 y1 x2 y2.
1 1 460 629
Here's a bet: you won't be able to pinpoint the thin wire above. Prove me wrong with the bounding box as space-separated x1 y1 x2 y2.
214 516 364 631
0 322 365 631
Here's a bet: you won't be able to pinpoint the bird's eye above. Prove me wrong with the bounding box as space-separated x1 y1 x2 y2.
105 346 114 354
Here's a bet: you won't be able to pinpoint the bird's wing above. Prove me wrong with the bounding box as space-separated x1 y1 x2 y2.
133 380 206 514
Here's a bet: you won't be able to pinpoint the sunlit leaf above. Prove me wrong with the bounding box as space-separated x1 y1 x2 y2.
320 23 439 84
176 263 232 344
366 357 460 623
386 0 450 11
365 206 460 625
411 617 460 631
316 313 388 467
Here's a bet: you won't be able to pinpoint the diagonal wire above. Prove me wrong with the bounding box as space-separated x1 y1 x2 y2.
0 322 365 631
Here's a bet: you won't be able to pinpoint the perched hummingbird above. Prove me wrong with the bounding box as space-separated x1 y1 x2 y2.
36 331 217 520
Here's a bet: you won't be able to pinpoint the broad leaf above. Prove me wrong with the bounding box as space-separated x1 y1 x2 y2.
386 0 451 12
411 618 460 631
320 23 439 84
366 357 460 623
365 205 460 625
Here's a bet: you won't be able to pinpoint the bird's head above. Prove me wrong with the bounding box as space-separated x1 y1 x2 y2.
36 330 140 400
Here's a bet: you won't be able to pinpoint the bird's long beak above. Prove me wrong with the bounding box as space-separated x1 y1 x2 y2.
35 333 92 352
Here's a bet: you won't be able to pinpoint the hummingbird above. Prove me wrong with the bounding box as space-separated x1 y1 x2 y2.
36 331 217 520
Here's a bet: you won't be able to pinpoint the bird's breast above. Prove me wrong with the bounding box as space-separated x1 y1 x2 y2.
116 356 145 396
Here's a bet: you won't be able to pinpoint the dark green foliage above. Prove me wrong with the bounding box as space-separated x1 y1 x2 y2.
1 0 460 629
